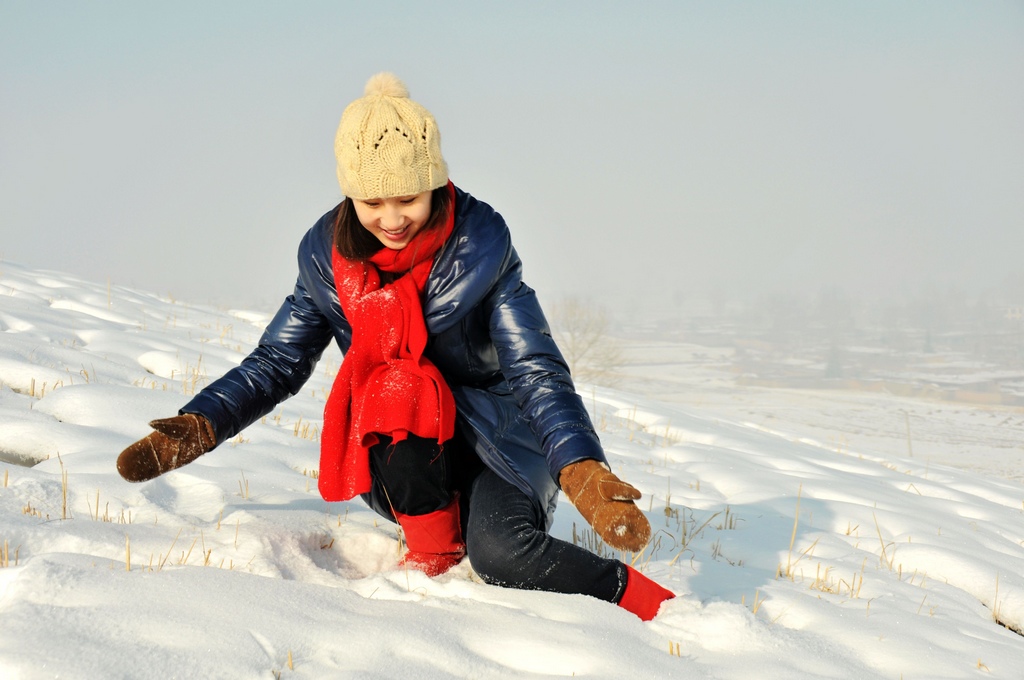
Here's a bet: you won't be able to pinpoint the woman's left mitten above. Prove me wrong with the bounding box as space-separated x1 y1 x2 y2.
559 459 652 552
117 413 216 482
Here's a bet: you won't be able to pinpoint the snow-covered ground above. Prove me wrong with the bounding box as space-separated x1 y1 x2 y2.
611 340 1024 485
1 260 1023 679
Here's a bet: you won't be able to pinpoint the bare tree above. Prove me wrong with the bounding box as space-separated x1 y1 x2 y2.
548 297 623 386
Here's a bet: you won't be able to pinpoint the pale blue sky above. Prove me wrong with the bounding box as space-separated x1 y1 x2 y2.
2 1 1022 311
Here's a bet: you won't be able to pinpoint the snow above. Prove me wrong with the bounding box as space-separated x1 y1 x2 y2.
1 259 1023 679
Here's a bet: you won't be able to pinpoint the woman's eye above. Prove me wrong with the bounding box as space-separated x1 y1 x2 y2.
399 198 416 205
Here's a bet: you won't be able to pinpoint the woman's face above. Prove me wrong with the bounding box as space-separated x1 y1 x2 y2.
352 191 433 250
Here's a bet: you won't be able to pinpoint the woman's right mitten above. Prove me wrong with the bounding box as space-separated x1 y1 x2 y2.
116 413 216 482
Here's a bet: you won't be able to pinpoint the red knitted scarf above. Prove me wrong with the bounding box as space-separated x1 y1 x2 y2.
318 182 457 501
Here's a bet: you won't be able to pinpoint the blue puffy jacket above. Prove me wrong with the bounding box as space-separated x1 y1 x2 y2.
181 186 606 524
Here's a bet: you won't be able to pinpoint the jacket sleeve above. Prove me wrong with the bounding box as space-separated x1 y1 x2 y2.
179 273 334 444
484 243 607 483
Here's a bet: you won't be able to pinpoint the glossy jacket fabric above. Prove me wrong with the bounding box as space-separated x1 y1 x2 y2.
180 186 606 525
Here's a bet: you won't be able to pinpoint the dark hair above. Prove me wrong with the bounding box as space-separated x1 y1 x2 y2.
333 184 453 262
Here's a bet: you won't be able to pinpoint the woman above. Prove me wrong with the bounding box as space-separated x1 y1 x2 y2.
117 73 675 621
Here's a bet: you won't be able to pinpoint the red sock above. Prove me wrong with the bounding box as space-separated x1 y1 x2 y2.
617 565 675 621
394 497 466 577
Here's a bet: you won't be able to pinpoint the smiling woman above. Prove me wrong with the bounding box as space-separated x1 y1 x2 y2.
114 71 675 621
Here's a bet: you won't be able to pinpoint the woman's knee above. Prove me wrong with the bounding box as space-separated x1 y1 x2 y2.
368 434 454 516
465 473 548 585
467 511 546 585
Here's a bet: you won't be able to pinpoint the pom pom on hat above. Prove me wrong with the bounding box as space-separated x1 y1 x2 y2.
334 73 448 200
364 72 409 99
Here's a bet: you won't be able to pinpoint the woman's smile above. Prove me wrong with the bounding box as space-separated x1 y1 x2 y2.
380 224 410 239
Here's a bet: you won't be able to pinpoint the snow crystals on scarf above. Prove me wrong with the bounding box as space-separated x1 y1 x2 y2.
318 182 457 501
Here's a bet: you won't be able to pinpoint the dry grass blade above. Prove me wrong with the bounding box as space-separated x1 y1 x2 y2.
872 511 895 570
157 528 183 571
787 484 802 568
1 540 15 568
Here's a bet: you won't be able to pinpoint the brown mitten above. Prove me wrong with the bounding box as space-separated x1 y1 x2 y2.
559 459 651 552
116 413 216 482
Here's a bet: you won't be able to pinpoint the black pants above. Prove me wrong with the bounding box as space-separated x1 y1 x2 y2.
362 433 627 604
364 434 465 517
466 468 627 603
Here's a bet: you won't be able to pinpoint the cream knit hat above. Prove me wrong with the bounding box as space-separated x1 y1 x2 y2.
334 72 448 200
